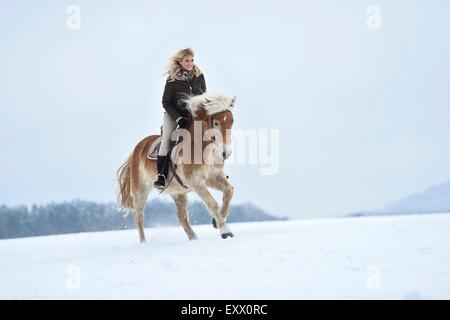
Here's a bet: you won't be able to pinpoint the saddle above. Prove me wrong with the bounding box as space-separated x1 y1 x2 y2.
146 130 187 189
146 135 183 163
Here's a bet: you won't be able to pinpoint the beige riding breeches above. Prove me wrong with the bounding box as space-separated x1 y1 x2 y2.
158 112 178 156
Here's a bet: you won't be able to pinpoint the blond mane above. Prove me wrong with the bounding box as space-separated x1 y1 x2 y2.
184 93 235 118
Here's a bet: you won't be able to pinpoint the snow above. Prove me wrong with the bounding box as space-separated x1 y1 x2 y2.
1 213 449 299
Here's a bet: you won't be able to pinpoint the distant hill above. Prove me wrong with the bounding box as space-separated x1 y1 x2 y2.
349 180 450 217
0 199 287 240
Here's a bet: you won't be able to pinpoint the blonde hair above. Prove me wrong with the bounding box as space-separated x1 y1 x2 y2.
163 47 202 81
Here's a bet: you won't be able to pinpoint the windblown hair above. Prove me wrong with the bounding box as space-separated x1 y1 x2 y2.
184 93 235 117
163 47 202 81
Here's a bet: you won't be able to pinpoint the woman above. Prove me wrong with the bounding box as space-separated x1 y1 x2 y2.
154 47 207 189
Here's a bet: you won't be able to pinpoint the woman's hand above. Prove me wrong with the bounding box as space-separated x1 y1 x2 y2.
176 117 189 129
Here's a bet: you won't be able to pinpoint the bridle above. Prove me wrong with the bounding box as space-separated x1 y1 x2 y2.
209 110 232 141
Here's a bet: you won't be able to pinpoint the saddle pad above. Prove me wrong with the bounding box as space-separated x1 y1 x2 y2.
147 136 162 160
147 132 184 164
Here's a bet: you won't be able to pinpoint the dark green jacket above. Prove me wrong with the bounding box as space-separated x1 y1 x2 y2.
161 73 206 121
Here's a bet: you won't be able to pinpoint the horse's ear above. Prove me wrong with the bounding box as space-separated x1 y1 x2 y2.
195 108 206 120
230 96 237 107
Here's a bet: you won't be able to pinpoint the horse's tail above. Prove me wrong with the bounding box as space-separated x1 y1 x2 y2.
117 154 134 210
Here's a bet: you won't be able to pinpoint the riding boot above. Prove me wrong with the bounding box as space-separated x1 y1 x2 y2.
154 155 168 189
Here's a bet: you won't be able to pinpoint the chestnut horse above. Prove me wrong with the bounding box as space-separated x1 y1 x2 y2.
117 93 236 242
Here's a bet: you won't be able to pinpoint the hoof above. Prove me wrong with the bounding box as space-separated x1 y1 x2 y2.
212 218 217 229
189 234 198 241
221 232 234 239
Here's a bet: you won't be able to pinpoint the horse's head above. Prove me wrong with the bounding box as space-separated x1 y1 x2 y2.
184 94 236 161
210 107 234 160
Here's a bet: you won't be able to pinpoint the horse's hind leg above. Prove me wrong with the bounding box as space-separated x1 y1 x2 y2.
171 194 197 240
133 184 152 243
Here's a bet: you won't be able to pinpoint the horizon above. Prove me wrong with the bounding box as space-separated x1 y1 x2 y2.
3 176 450 220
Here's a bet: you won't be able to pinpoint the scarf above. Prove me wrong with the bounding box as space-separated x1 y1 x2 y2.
177 68 195 82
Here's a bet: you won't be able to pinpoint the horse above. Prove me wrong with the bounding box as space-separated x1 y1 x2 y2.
117 93 236 242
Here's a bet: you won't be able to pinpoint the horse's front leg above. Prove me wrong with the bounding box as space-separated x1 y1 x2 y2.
206 174 234 223
194 182 234 239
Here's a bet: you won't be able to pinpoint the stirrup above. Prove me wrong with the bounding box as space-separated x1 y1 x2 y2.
153 174 166 189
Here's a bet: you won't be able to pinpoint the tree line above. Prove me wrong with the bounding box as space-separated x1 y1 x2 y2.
0 199 286 239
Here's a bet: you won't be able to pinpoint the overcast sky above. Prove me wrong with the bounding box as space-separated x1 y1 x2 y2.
1 0 450 219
